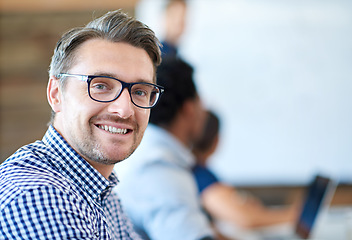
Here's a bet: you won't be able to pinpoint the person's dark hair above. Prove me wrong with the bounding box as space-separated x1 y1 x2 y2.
149 57 197 126
48 10 161 124
193 110 220 152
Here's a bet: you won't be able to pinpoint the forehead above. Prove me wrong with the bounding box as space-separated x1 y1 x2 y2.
71 39 155 83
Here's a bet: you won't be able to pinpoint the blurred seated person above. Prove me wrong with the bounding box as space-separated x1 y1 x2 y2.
115 57 216 240
192 110 298 229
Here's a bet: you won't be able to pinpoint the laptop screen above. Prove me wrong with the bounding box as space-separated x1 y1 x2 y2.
295 175 332 239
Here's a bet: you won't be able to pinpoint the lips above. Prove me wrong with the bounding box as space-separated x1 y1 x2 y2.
97 124 128 134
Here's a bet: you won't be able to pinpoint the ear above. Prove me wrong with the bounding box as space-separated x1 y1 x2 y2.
47 76 62 113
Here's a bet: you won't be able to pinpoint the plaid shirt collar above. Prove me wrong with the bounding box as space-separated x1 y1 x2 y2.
42 125 119 201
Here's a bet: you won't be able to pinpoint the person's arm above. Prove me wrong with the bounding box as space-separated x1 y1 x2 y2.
201 182 298 229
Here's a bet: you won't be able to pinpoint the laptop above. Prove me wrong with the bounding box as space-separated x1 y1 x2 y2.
260 174 336 240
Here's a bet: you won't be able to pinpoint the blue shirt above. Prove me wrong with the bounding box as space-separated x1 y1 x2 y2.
115 124 215 240
0 126 140 240
160 41 178 59
192 165 219 194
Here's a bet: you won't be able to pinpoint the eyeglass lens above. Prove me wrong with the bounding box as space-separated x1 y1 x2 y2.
89 77 161 108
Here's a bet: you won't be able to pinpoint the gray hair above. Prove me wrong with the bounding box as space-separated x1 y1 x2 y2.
49 10 161 79
48 10 161 124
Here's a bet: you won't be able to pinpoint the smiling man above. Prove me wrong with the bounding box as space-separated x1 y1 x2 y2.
0 10 162 240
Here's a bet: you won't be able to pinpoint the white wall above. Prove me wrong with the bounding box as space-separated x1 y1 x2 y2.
136 0 352 185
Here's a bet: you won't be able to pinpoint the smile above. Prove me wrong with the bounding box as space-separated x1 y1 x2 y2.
97 125 128 134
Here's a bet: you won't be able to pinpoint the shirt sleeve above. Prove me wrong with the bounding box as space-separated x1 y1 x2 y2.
192 165 219 194
0 185 98 240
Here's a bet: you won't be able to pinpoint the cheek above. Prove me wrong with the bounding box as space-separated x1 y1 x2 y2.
136 109 150 130
61 93 98 122
195 109 206 136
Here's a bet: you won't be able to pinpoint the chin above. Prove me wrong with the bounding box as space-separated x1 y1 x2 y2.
107 150 134 163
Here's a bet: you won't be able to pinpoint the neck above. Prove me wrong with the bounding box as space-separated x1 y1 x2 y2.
193 151 207 166
86 159 114 180
164 119 193 149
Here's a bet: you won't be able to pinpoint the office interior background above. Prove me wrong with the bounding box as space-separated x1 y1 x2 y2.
136 0 352 187
1 0 351 203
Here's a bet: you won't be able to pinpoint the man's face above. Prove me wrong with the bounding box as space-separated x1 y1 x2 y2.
49 39 154 166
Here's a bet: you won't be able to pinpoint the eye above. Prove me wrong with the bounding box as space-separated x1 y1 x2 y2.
90 77 114 93
92 83 109 91
132 89 148 97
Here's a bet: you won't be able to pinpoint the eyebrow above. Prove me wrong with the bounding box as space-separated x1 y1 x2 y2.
92 71 153 84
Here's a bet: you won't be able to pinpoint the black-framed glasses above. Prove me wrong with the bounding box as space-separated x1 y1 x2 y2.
56 73 164 109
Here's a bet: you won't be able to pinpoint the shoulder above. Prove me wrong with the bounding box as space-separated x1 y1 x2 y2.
118 138 183 178
117 153 198 209
193 165 217 180
2 140 59 174
0 144 74 212
120 156 195 194
1 148 67 187
192 165 219 193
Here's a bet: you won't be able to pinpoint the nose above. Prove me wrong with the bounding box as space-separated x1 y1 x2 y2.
107 88 134 119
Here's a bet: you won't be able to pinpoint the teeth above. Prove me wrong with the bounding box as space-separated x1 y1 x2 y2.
98 125 128 134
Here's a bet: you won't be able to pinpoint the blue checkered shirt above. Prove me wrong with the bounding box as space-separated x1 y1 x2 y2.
0 126 141 239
